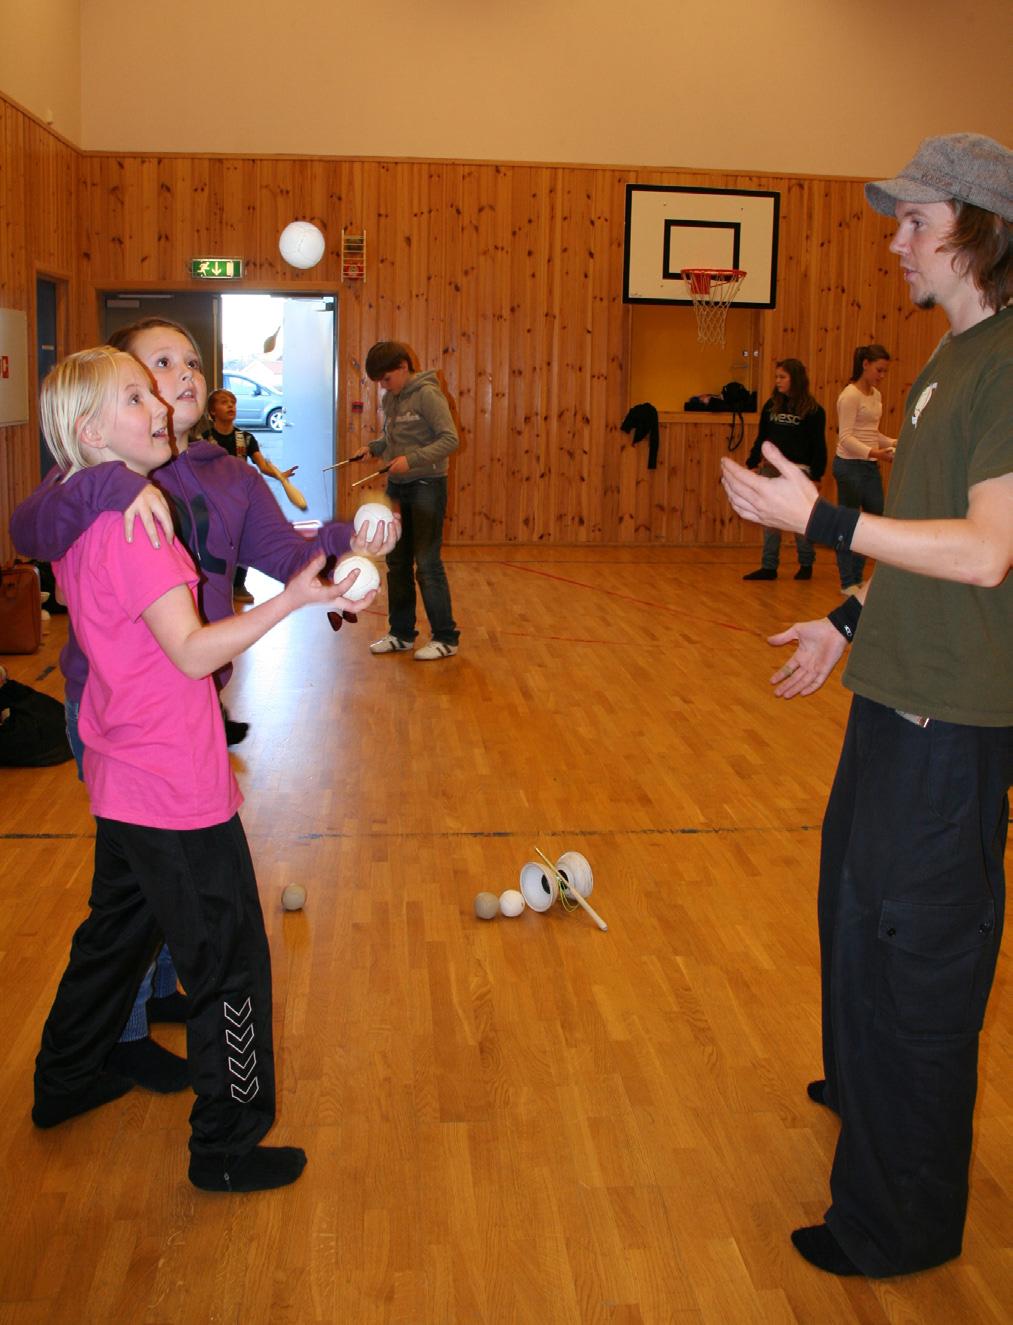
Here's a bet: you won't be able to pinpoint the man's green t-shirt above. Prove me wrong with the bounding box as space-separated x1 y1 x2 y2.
843 307 1012 727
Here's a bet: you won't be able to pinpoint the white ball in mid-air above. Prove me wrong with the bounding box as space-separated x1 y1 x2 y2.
334 555 381 601
353 501 393 541
279 221 326 270
499 889 526 918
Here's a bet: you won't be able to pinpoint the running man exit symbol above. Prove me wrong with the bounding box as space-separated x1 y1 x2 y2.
190 258 244 280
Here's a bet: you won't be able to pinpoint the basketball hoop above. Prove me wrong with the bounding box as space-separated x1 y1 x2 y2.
682 268 746 346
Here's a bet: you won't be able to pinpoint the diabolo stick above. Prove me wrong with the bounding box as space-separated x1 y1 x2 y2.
351 466 391 489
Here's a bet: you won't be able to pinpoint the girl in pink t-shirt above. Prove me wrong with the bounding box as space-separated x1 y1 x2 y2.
32 347 360 1193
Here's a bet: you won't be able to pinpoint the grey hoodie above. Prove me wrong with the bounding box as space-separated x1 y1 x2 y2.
368 370 459 483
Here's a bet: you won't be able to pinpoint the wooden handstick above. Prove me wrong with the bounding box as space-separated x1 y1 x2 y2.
351 466 391 489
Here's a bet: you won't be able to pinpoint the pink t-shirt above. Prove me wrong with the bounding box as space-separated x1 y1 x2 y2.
55 512 242 829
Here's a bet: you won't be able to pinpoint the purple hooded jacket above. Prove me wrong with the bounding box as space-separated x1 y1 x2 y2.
10 441 354 703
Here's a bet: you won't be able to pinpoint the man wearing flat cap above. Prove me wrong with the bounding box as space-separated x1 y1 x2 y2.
721 133 1012 1277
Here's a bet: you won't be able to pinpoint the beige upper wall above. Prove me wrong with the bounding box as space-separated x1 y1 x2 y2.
77 0 1011 174
1 1 1009 175
0 0 80 141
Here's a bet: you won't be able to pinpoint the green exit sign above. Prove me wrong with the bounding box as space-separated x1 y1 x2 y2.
191 258 244 280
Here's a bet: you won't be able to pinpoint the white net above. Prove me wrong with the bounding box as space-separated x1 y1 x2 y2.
682 269 746 346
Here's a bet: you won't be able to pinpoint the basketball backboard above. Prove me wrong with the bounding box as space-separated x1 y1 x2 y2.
623 185 780 308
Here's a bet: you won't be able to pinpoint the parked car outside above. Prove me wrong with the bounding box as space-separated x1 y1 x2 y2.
223 372 285 432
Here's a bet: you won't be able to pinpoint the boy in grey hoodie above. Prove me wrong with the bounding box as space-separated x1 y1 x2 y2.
353 342 460 659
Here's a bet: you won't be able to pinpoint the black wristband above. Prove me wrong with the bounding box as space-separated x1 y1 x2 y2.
827 596 862 642
805 498 861 552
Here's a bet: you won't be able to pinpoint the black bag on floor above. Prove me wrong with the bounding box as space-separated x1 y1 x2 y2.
0 678 74 767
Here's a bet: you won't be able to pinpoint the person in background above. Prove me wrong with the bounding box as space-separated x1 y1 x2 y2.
741 358 827 581
204 387 298 603
351 341 460 660
833 345 897 595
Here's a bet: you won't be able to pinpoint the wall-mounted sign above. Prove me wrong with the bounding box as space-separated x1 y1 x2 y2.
0 308 29 427
190 258 244 280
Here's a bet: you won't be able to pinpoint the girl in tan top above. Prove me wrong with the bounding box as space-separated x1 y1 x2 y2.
833 344 896 593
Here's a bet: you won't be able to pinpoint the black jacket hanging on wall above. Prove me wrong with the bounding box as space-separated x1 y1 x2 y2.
620 402 659 469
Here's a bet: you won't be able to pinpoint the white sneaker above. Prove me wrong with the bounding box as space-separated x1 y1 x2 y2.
369 634 412 654
414 640 458 661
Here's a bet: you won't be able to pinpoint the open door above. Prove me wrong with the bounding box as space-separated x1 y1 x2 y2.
277 296 336 523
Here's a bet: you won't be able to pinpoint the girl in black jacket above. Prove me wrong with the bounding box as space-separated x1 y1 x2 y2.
742 358 826 581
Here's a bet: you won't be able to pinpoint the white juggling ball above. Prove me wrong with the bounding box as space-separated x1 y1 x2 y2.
499 889 526 918
279 221 326 270
334 555 381 601
353 501 393 541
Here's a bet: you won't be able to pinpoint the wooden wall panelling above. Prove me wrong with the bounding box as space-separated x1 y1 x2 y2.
335 153 382 481
1 102 80 563
337 157 378 500
0 102 28 561
576 164 595 543
423 161 450 395
529 164 560 544
3 98 957 555
505 165 536 543
538 167 565 545
26 118 76 281
450 163 478 541
551 165 577 543
258 157 297 283
119 155 147 284
587 169 617 541
474 158 501 542
681 422 707 542
473 163 496 541
572 167 600 544
486 164 513 543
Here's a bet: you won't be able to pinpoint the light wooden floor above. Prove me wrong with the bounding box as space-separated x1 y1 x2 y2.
1 548 1009 1325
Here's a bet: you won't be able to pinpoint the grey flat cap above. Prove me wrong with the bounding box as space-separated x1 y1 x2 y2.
865 132 1012 222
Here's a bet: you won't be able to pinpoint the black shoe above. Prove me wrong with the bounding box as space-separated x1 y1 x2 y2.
743 568 777 581
106 1038 190 1093
794 566 813 580
189 1145 308 1193
225 718 249 747
806 1078 839 1115
791 1224 861 1276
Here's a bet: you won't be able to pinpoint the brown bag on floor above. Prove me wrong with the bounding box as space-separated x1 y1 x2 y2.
0 562 43 655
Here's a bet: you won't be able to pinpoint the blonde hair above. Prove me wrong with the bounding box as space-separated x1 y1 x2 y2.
39 346 133 475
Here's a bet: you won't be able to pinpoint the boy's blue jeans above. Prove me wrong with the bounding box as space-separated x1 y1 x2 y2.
384 478 459 645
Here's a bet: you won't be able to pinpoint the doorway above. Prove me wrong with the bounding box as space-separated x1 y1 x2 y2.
100 291 338 524
36 276 66 477
221 294 337 525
